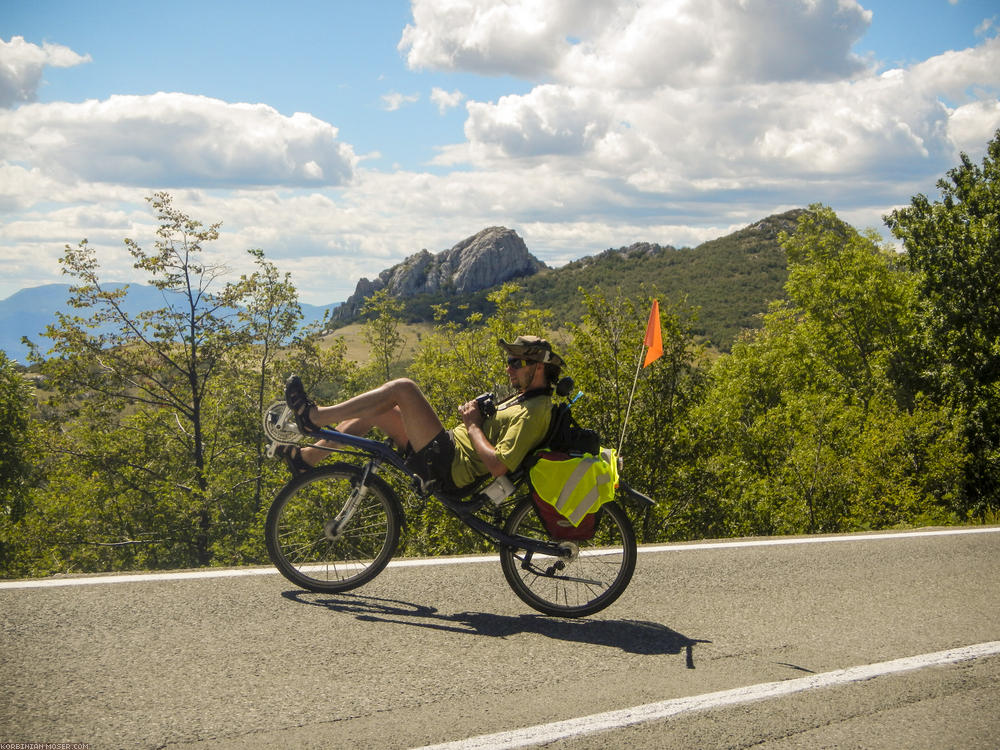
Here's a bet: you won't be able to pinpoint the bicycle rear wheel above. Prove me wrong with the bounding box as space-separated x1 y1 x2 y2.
499 497 637 617
265 463 402 593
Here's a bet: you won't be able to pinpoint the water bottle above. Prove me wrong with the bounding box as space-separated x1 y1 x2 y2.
482 475 515 505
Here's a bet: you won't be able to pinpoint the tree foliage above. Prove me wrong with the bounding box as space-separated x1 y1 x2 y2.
8 194 353 576
0 352 39 572
361 288 406 383
885 130 1000 514
688 206 968 537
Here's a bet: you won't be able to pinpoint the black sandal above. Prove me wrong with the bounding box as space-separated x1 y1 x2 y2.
284 374 321 434
273 444 312 475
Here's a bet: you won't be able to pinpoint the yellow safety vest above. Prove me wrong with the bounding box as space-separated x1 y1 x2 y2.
529 448 619 526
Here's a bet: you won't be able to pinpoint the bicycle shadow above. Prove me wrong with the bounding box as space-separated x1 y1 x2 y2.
281 590 710 667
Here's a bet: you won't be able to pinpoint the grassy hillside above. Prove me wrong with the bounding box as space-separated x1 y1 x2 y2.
517 210 801 348
319 321 433 363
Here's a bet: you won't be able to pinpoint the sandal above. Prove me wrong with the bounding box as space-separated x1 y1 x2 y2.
284 374 321 434
273 444 312 475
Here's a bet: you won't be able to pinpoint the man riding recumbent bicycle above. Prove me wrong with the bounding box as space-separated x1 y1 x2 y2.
262 335 653 617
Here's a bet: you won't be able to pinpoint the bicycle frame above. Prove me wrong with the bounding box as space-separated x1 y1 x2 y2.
300 426 575 560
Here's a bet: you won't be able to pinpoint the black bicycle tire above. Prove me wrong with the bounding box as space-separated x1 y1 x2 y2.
265 462 402 593
499 497 637 617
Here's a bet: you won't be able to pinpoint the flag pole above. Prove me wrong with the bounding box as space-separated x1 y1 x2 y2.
618 342 645 456
618 300 663 456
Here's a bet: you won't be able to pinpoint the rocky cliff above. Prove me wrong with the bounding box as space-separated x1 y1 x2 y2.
334 226 546 320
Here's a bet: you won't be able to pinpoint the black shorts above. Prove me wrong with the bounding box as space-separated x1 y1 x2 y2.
404 429 463 493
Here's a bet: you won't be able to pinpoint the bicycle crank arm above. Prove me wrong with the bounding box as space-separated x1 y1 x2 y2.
517 550 600 586
525 559 603 586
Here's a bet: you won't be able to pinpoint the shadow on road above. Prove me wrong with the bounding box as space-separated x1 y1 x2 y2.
281 590 709 666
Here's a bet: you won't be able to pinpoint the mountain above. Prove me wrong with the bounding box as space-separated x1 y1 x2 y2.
0 284 339 364
339 209 803 349
333 226 545 320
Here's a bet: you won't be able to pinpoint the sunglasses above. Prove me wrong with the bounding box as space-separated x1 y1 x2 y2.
506 357 533 369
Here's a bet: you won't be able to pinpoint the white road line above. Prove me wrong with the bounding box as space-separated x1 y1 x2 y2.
1 526 997 590
638 525 1000 554
412 641 1000 750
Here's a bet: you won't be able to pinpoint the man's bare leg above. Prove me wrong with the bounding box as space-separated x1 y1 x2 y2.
296 379 444 467
300 409 407 466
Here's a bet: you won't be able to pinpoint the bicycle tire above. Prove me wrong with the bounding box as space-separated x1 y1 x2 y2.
265 463 403 593
499 496 637 617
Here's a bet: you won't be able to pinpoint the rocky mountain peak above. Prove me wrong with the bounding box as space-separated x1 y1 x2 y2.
335 226 545 320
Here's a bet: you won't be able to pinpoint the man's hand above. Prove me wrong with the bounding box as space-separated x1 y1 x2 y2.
459 399 484 428
459 399 507 476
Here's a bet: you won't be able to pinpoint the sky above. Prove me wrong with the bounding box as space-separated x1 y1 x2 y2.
1 0 999 306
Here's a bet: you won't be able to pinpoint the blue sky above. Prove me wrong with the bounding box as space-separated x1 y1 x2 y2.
2 0 999 306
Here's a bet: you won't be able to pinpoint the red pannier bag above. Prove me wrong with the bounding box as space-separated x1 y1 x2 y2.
528 450 607 541
531 491 599 540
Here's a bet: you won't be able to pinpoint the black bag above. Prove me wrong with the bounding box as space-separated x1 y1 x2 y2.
545 404 601 456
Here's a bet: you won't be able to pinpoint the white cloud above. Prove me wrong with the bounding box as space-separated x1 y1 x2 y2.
907 35 1000 103
428 15 999 198
0 92 358 188
400 0 577 78
401 0 871 87
0 36 92 108
430 87 465 114
381 91 420 111
461 85 618 159
947 99 1000 154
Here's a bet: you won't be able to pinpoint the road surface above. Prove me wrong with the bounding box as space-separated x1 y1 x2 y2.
2 527 998 748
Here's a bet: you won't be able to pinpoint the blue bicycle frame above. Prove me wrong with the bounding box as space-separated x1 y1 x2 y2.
299 425 576 559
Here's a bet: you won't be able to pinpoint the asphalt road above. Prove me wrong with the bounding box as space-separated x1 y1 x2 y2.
2 527 998 749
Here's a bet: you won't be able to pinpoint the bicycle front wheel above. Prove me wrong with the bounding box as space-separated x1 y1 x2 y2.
499 497 637 617
265 463 402 593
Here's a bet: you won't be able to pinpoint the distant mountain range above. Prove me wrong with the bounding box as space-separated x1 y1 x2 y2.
2 209 803 363
0 284 339 364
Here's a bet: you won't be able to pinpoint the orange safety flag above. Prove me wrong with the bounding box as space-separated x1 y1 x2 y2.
643 299 663 367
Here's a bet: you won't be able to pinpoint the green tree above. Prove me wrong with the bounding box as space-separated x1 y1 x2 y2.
0 352 38 573
885 130 1000 516
223 248 307 540
690 207 967 537
33 193 240 565
16 193 347 574
361 288 405 382
781 206 917 408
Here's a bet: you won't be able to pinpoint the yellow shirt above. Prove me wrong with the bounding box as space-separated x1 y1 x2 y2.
449 394 552 488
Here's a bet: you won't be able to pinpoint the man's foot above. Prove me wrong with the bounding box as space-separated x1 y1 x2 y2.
273 444 312 475
284 375 321 434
